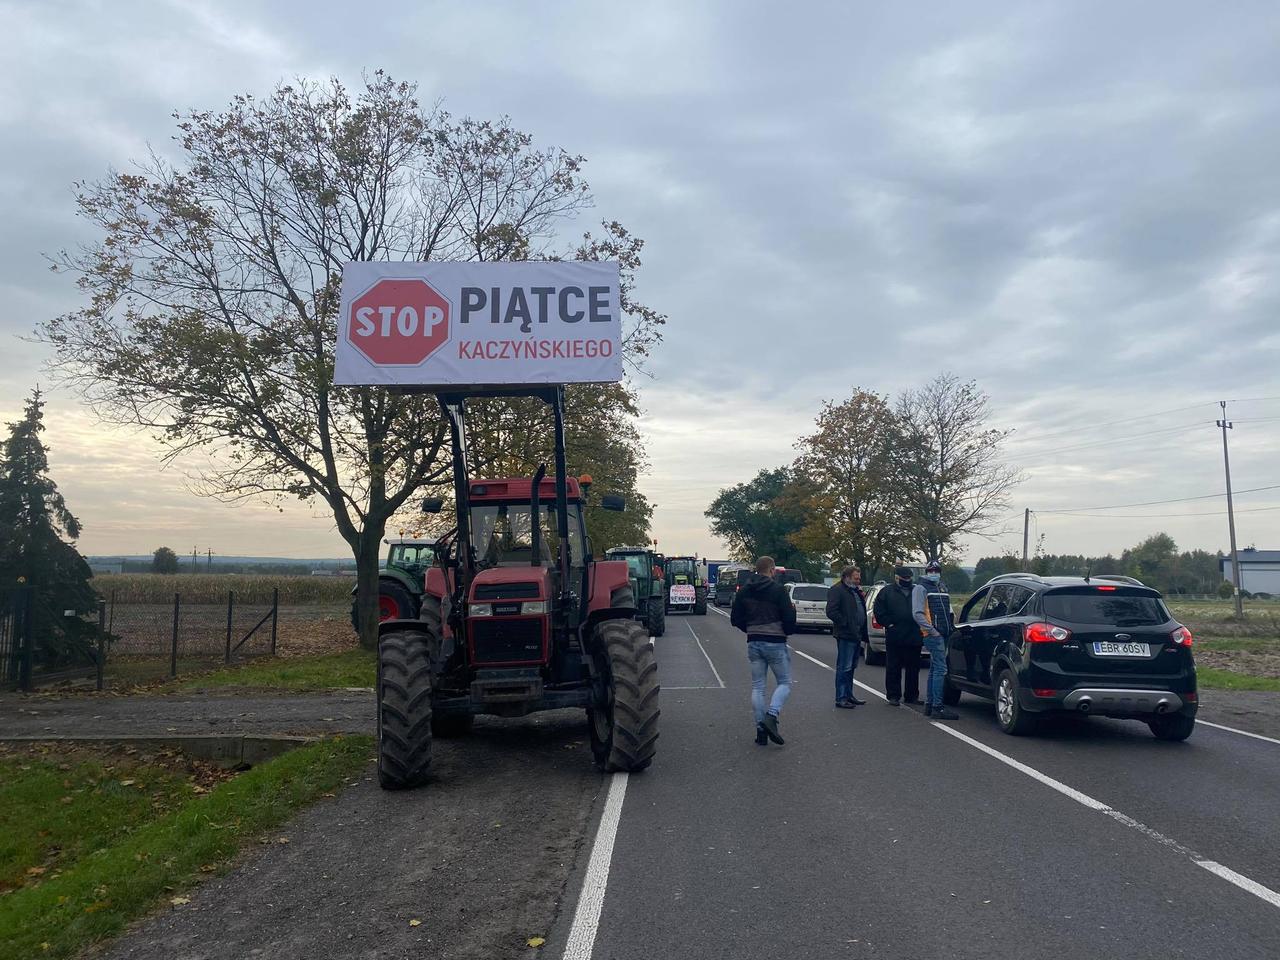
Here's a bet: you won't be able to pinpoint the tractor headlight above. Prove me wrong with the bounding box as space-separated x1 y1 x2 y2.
468 603 494 617
522 601 549 615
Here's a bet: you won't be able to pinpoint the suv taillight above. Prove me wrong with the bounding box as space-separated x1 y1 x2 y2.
1172 625 1193 647
1026 622 1071 643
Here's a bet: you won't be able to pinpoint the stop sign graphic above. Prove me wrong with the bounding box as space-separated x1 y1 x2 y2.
347 278 451 366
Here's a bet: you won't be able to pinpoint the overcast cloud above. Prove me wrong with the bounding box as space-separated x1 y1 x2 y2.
1 0 1277 563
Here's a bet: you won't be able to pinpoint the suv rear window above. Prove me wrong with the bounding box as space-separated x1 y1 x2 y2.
792 586 827 601
1043 590 1170 626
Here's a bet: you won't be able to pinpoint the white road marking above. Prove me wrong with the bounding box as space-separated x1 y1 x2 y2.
1196 719 1280 747
562 772 629 960
930 721 1280 912
686 621 725 688
709 604 729 618
790 645 887 701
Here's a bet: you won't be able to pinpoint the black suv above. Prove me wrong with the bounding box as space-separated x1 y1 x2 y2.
942 574 1197 740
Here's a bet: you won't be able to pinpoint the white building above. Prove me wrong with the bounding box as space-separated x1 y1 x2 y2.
1220 548 1280 596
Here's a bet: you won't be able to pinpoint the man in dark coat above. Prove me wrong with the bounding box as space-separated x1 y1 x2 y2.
872 565 923 706
731 555 797 746
825 565 868 708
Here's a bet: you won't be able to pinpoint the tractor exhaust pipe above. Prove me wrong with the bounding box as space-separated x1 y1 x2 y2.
529 463 547 567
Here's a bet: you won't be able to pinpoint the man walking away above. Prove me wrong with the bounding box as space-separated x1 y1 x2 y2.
873 566 923 706
826 565 868 708
915 560 959 720
731 556 797 745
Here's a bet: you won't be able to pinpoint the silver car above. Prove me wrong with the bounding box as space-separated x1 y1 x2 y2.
786 582 833 632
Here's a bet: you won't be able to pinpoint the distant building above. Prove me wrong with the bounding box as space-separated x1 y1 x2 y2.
1220 548 1280 595
88 558 124 575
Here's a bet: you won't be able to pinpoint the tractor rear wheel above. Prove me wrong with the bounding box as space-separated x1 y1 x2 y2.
376 628 436 790
588 619 660 772
647 596 666 638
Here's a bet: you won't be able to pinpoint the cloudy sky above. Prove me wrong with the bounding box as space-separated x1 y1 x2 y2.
2 0 1278 564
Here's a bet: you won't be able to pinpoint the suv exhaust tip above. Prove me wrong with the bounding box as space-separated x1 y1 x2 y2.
1076 697 1092 713
1155 700 1170 715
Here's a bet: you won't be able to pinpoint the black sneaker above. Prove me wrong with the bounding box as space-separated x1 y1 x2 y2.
887 697 901 706
762 713 785 744
926 704 959 720
835 699 856 709
903 697 921 705
849 696 867 706
755 723 768 746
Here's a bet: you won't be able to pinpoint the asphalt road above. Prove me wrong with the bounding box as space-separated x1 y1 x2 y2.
562 607 1280 960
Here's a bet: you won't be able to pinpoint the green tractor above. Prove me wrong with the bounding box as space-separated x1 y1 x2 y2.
664 555 708 616
349 537 437 631
605 545 666 638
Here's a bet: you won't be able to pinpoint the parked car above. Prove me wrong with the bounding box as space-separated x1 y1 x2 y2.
861 582 931 665
943 573 1197 740
785 582 833 632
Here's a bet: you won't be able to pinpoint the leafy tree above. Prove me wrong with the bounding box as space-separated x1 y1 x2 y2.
0 390 98 669
789 389 907 582
42 74 663 648
1121 533 1178 589
705 467 821 577
151 546 179 575
941 563 971 593
892 374 1022 563
973 555 1020 586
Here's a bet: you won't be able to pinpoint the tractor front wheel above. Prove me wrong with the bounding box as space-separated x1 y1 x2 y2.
376 628 436 790
694 589 708 616
647 596 666 638
588 619 660 772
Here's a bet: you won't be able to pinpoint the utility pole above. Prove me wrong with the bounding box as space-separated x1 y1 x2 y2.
1217 401 1244 618
207 547 213 571
1022 508 1031 572
192 546 199 572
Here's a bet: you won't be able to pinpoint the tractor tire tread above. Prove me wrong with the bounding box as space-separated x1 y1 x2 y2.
376 629 435 790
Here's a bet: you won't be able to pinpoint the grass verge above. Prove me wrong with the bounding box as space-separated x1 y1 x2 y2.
1195 667 1280 692
179 648 375 691
0 736 372 960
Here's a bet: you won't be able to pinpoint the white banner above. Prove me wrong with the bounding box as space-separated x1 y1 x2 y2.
670 585 697 604
333 261 623 387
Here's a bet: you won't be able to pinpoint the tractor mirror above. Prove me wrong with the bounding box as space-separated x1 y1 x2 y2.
421 497 444 514
601 494 625 512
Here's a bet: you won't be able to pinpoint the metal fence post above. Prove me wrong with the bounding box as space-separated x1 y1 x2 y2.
97 599 106 692
108 589 116 635
170 592 180 679
225 591 234 663
270 587 279 655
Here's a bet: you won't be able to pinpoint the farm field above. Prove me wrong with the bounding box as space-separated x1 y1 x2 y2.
92 574 353 606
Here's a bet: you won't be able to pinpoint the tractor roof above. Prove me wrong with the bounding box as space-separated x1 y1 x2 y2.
607 545 652 554
469 477 583 502
385 537 437 546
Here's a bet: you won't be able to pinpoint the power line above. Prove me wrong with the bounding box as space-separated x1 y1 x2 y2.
1042 504 1280 519
1004 402 1214 447
1035 483 1280 514
1005 420 1214 459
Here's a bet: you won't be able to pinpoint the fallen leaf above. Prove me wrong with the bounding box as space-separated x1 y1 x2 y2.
275 837 290 844
120 779 136 787
170 896 191 906
527 936 546 948
26 866 47 876
408 919 422 927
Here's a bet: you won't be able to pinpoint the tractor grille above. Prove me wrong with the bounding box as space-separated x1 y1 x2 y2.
474 582 541 601
469 617 546 665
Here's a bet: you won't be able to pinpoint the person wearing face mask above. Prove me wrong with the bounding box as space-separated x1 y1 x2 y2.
872 566 924 706
914 560 960 720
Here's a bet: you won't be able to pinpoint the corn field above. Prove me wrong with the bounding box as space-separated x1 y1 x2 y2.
92 574 353 606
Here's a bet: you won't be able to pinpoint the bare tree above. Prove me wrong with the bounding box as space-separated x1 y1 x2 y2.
41 73 664 647
892 373 1022 562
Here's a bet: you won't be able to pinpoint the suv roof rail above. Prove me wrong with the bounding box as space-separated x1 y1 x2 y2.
990 572 1047 584
1089 574 1146 587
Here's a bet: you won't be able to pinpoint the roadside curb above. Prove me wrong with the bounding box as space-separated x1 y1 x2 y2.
0 733 322 766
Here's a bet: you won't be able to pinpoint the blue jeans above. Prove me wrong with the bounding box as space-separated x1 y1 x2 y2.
923 632 947 705
835 638 861 702
748 639 792 724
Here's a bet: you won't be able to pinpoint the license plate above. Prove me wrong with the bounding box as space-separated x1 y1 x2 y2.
1093 641 1150 657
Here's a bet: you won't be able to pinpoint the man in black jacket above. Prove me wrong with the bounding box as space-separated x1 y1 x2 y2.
825 565 868 708
872 565 923 706
731 556 797 746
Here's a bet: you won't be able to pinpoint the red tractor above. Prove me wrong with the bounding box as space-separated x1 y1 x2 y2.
375 387 660 789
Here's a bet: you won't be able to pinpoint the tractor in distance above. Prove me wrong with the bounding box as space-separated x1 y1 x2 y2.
605 545 666 637
375 386 660 790
663 555 708 616
349 537 436 632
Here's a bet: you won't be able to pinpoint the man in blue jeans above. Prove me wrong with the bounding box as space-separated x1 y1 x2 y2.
825 565 868 708
913 560 959 721
730 555 798 745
